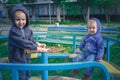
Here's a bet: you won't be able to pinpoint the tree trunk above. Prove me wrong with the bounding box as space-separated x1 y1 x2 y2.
81 9 86 21
62 4 65 21
31 6 35 22
105 10 111 26
81 7 90 23
56 6 61 22
86 7 90 23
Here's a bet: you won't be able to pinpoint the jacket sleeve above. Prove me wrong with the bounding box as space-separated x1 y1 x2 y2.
96 37 104 60
78 37 86 50
29 30 37 44
9 29 37 50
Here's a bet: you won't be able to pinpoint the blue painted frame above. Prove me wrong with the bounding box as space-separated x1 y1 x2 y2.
34 33 120 61
0 58 110 80
1 34 120 61
0 32 120 80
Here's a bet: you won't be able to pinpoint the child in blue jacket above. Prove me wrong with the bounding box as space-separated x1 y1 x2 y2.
8 4 48 80
69 18 104 80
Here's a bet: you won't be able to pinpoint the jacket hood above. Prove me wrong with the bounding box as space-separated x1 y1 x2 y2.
87 18 102 37
91 18 101 34
10 4 29 28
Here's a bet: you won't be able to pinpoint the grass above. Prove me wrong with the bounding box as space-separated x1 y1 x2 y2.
0 38 8 58
30 19 120 27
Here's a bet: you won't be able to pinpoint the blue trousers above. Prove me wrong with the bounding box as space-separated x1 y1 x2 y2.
19 70 31 80
74 52 96 76
19 54 31 80
9 54 31 80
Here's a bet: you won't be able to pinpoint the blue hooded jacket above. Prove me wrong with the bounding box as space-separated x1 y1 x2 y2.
78 18 104 60
8 4 37 63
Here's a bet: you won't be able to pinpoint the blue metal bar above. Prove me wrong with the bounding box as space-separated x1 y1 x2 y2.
112 76 120 80
0 36 8 39
47 53 69 58
106 40 110 62
38 53 69 58
103 36 120 44
12 69 18 80
0 71 2 80
47 26 118 34
1 33 120 80
35 34 39 41
72 35 76 53
0 61 110 80
41 52 48 80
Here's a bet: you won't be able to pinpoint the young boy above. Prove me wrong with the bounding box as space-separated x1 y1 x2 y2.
8 4 48 80
69 18 104 80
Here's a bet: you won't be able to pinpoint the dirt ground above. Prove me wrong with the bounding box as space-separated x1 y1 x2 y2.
47 46 65 53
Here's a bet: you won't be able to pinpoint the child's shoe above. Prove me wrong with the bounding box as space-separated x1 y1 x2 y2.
70 69 79 77
82 74 90 80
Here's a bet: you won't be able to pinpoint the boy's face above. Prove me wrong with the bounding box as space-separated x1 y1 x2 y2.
87 20 97 34
14 11 26 28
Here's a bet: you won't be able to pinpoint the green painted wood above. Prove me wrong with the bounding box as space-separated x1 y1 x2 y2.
101 61 120 78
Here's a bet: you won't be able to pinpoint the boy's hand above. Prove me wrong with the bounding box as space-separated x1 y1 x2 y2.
96 59 103 62
69 54 78 58
37 47 49 52
75 48 80 54
40 43 46 48
36 42 46 48
31 48 50 53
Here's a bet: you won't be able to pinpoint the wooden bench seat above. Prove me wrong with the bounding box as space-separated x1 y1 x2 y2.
38 37 114 48
0 57 8 63
0 54 39 63
48 26 119 34
30 76 80 80
101 61 120 78
38 38 80 45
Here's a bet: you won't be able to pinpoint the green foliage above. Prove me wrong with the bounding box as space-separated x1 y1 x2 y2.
2 70 12 80
52 0 66 7
7 0 19 4
76 0 99 8
97 0 117 9
117 28 120 39
30 20 49 25
60 20 85 25
65 3 79 15
12 0 25 3
0 39 8 58
110 43 120 66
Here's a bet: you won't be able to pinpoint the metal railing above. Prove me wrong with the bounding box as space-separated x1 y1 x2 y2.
0 32 120 80
0 52 110 80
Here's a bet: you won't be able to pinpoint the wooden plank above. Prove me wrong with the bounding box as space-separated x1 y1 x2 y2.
0 53 39 63
0 57 8 63
38 38 113 47
31 53 38 58
48 27 119 34
30 76 80 80
101 61 120 78
38 38 80 45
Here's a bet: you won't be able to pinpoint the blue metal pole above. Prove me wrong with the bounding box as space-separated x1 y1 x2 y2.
0 71 2 80
35 34 39 41
41 52 48 80
12 69 18 80
106 40 110 62
73 35 76 53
